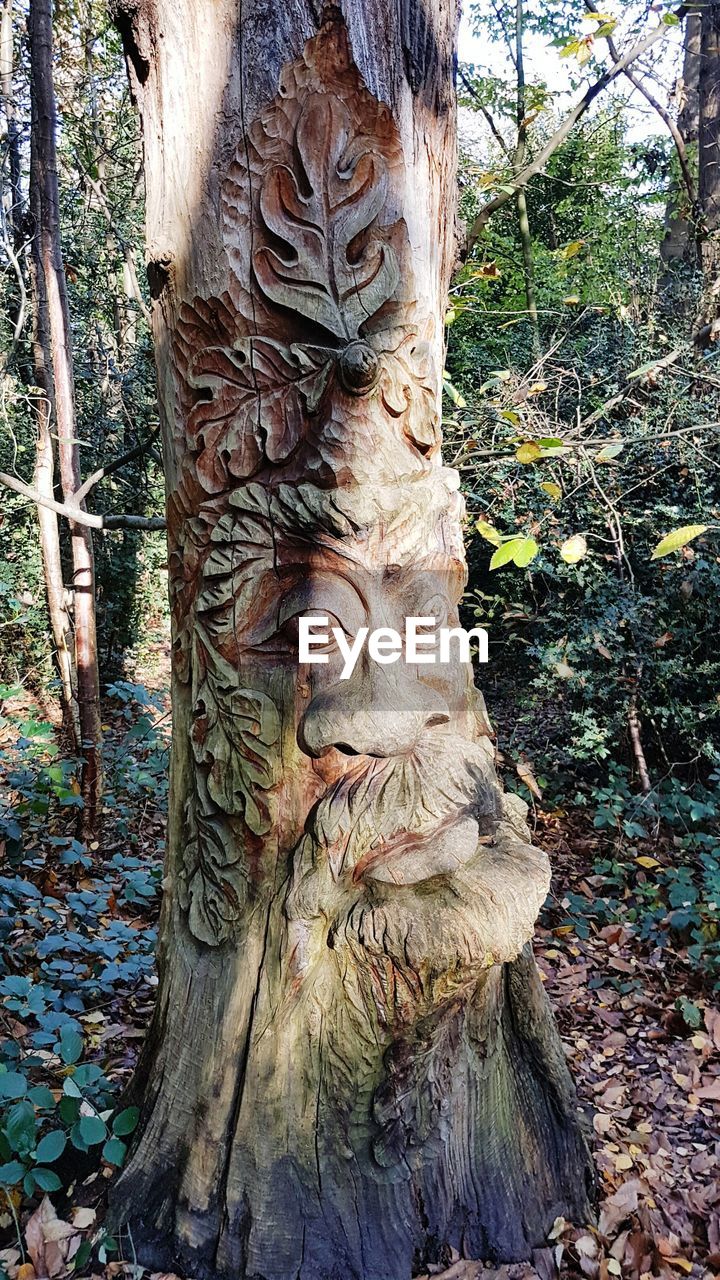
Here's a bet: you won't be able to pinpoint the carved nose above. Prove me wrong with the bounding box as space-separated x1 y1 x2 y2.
298 665 450 758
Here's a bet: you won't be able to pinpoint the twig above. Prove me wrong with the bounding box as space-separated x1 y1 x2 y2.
72 426 160 503
458 69 512 160
0 469 166 530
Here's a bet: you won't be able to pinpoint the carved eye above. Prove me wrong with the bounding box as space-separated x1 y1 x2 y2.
416 595 449 630
256 612 348 658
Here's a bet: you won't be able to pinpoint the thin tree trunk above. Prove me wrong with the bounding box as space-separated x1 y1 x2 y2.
27 15 80 750
659 8 701 270
513 0 540 351
29 0 102 832
695 0 720 343
110 4 593 1276
28 235 80 747
0 0 22 250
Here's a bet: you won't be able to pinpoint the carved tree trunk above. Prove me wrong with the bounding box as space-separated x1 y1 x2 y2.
110 4 593 1277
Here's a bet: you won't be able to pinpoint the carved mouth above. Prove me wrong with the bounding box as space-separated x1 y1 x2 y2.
352 811 480 887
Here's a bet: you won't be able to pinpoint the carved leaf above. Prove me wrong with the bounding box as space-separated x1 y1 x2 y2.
253 94 400 340
378 332 440 454
191 681 280 834
181 815 248 947
186 337 333 489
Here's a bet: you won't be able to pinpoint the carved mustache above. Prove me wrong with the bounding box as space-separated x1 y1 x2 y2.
306 732 501 887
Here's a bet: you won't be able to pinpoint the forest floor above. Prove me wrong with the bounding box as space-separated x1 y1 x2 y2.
0 657 718 1280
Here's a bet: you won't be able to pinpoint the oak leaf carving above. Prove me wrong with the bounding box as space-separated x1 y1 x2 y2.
186 337 333 490
181 813 249 947
191 679 280 835
253 93 400 340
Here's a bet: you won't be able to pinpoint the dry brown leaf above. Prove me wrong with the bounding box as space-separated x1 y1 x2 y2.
70 1207 96 1230
598 1180 642 1236
695 1078 720 1101
25 1198 80 1280
516 759 543 799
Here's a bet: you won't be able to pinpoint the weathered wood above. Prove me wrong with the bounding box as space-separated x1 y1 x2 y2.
110 5 593 1276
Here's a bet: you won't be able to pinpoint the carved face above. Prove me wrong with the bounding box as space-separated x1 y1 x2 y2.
170 18 549 1016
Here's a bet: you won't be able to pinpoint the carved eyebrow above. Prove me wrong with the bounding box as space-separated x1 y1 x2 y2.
276 573 366 630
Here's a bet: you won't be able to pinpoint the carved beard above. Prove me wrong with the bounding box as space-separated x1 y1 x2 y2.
283 733 549 1025
308 731 501 889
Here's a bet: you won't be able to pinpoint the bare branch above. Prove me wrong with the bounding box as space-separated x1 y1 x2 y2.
458 69 512 160
80 164 151 324
72 425 161 503
584 0 698 209
0 469 166 530
467 6 688 248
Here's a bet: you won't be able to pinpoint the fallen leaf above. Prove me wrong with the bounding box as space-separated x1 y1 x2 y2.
25 1198 80 1280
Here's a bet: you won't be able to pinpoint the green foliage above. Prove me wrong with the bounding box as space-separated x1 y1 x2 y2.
546 767 720 987
0 683 164 1213
0 0 168 695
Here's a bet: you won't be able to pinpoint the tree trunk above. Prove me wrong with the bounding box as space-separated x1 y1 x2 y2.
695 0 720 343
0 0 22 251
29 0 102 828
110 4 593 1276
660 11 700 270
513 0 540 352
28 23 80 750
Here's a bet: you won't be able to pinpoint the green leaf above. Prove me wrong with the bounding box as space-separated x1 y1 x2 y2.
60 1096 81 1124
63 1077 82 1098
442 376 466 408
35 1129 67 1163
70 1122 88 1152
112 1107 140 1137
28 1085 56 1109
476 520 502 546
79 1114 107 1146
0 1071 27 1100
560 534 588 564
73 1242 93 1271
0 1159 25 1185
5 1100 36 1153
33 1167 62 1192
102 1137 127 1167
490 539 523 570
59 1027 84 1065
662 11 680 23
490 537 538 570
513 537 539 568
651 524 708 559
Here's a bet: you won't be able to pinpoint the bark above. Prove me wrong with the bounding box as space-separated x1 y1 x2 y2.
513 0 539 351
1 0 22 250
109 5 593 1277
28 29 79 749
695 0 720 342
1 0 28 368
29 0 102 830
660 12 700 270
